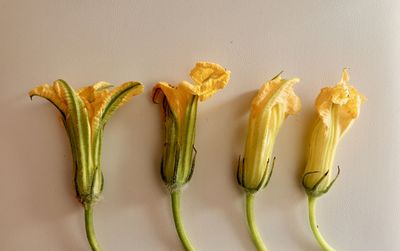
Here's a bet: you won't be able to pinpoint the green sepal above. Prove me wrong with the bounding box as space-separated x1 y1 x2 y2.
237 157 276 193
302 166 341 197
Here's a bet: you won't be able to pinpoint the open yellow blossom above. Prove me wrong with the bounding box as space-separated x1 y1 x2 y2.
238 73 301 192
302 69 366 196
30 80 144 204
152 62 230 251
29 80 143 251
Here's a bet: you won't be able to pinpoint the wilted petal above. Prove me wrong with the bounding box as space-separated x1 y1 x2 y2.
316 69 366 138
189 62 231 101
303 69 365 196
251 74 301 117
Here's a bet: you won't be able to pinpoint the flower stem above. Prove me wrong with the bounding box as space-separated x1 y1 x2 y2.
84 203 101 251
308 196 336 251
246 193 268 251
171 190 195 251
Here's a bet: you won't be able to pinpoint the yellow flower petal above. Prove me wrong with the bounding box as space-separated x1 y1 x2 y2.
77 82 113 100
29 81 69 115
76 83 111 129
152 62 231 123
315 69 366 138
77 82 114 112
152 81 195 126
251 74 301 118
30 80 143 204
95 81 144 125
189 62 231 101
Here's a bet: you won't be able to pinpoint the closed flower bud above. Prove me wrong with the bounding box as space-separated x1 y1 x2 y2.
302 69 366 197
238 73 301 192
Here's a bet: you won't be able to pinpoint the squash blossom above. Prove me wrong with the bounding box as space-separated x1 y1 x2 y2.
237 73 300 251
302 69 365 251
29 80 143 251
152 62 230 251
238 73 301 192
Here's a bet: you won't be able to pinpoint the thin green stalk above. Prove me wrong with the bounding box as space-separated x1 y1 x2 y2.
246 193 267 251
308 196 336 251
171 190 195 251
84 203 101 251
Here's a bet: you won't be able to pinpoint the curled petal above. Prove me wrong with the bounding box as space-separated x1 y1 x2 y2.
29 81 69 117
152 81 194 125
189 62 231 101
252 74 301 118
315 69 366 137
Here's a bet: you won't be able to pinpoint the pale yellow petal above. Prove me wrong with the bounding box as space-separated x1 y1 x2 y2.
251 74 301 118
315 69 366 137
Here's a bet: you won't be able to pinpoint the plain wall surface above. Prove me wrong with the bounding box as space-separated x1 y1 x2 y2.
1 0 399 250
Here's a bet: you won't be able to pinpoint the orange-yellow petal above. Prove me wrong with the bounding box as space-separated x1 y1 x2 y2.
189 62 231 101
152 81 194 126
29 81 68 115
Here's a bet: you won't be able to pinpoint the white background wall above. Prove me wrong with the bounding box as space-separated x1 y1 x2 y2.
1 0 399 250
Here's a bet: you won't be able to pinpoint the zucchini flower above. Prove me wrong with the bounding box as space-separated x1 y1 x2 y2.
237 73 300 251
29 80 143 251
302 69 365 251
152 62 230 251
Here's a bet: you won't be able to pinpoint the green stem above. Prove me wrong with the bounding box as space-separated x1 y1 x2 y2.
84 203 101 251
171 190 195 251
308 196 336 251
246 193 268 251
